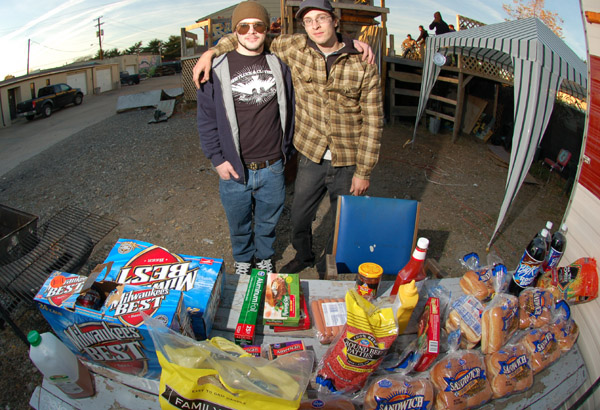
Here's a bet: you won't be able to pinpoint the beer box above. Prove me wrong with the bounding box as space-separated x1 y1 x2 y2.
99 239 224 339
414 297 440 372
235 269 268 345
34 270 194 380
263 273 300 326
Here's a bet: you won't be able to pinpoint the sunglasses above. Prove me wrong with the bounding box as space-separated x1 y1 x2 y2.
236 22 267 35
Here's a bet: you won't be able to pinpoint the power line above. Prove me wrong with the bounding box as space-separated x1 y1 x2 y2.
30 40 93 53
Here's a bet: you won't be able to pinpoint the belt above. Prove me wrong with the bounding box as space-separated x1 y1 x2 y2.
245 156 281 171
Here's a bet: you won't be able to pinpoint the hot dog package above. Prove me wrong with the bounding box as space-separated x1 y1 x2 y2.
537 257 598 304
310 298 346 345
314 289 398 393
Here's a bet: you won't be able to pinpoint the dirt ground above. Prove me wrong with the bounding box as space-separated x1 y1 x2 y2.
0 105 570 408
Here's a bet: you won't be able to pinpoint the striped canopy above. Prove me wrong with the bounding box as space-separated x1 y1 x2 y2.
412 17 587 248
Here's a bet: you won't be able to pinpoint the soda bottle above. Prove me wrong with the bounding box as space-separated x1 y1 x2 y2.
542 221 553 252
544 223 568 270
28 330 95 399
509 229 549 295
390 237 429 298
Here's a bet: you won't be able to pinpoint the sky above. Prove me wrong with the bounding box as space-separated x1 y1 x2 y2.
0 0 587 81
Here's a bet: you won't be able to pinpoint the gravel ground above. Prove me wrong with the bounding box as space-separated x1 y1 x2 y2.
0 103 570 408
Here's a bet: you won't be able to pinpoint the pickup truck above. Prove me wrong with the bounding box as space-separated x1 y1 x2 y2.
17 83 83 120
120 71 140 85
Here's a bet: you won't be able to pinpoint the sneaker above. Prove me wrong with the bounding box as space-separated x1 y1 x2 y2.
280 258 313 274
234 261 252 275
256 258 274 274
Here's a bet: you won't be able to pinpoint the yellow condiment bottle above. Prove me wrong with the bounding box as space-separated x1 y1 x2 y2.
393 279 419 335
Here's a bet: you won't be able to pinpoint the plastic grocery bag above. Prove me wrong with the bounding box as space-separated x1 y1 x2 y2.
143 314 315 410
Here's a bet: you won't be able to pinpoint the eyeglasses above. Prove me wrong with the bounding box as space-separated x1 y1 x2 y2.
236 22 267 35
302 14 332 27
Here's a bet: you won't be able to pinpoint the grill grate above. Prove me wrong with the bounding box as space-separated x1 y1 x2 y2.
0 206 118 311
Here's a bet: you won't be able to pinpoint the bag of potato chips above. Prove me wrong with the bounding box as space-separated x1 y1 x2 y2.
537 257 598 304
144 314 314 410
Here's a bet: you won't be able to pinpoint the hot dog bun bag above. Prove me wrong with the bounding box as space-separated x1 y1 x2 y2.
481 293 519 354
518 287 554 329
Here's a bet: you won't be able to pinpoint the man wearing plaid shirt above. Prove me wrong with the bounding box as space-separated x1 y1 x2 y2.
194 0 383 275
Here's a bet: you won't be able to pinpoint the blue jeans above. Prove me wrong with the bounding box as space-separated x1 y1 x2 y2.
290 154 354 264
219 159 285 262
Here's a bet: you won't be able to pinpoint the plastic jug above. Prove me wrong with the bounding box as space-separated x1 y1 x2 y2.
28 330 95 399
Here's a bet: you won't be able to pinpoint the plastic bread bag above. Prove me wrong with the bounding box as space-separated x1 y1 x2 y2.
518 324 561 375
480 292 518 354
459 252 507 302
142 314 314 410
361 372 434 410
310 297 346 345
445 294 483 349
314 289 398 394
299 395 357 410
430 347 493 410
484 332 534 399
536 257 599 304
552 300 579 353
518 287 555 329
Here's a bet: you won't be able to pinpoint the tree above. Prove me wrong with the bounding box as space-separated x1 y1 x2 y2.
125 41 143 55
162 35 183 61
503 0 564 38
142 39 163 55
4 74 15 80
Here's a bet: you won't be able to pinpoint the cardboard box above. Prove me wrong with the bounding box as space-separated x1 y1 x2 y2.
263 273 300 326
235 269 267 345
34 270 194 380
98 239 224 339
273 293 310 332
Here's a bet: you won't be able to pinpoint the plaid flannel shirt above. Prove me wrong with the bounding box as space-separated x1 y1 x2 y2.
211 33 383 180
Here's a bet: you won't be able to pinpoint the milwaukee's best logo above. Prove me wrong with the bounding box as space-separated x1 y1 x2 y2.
115 246 198 291
108 287 170 326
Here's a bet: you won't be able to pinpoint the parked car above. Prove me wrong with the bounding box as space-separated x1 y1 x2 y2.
154 61 181 76
120 71 140 85
17 83 83 121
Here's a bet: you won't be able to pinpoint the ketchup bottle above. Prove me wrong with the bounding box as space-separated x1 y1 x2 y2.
390 237 429 298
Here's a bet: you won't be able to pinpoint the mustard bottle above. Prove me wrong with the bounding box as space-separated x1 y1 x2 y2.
393 280 419 335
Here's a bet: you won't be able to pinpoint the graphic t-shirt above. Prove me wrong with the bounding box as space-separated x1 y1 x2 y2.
227 50 282 163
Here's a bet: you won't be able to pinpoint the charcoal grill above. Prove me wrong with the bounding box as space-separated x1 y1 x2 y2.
0 205 118 343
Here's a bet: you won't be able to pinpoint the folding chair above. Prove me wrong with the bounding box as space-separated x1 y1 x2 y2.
325 196 420 279
543 149 572 182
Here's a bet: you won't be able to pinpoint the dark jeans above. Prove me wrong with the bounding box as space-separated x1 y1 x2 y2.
290 154 354 264
219 160 285 262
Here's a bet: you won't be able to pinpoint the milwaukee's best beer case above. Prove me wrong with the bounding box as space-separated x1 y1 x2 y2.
34 239 224 380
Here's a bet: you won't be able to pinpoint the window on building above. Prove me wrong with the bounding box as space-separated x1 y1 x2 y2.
30 83 36 99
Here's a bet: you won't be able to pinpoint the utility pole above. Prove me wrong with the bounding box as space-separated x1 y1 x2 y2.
27 39 30 75
95 16 104 60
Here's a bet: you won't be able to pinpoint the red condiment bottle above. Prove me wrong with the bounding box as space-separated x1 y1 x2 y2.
390 238 429 298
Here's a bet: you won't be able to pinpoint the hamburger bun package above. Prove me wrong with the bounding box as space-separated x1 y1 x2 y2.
518 287 554 329
520 325 561 375
552 300 579 353
484 337 533 399
537 257 598 304
362 374 434 410
299 397 356 410
481 293 519 354
458 252 508 302
430 349 493 409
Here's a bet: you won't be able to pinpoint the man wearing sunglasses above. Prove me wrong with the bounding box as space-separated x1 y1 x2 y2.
194 0 383 276
196 1 295 275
